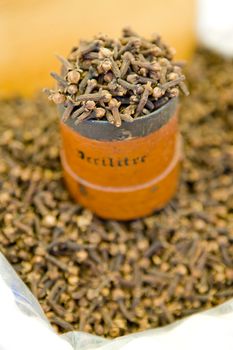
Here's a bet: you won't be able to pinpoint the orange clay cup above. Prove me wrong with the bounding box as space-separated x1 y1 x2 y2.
60 98 181 220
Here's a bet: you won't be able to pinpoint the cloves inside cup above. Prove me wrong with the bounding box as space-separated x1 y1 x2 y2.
45 28 188 127
44 28 189 220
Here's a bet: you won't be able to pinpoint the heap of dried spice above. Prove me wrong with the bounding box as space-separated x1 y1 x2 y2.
0 48 232 337
45 28 188 127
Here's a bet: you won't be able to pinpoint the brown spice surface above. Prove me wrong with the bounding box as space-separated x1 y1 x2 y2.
45 28 188 126
0 48 233 337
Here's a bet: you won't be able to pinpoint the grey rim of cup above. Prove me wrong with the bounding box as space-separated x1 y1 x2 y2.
59 97 178 141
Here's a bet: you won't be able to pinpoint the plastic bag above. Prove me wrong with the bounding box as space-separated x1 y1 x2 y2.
0 252 233 350
197 0 233 57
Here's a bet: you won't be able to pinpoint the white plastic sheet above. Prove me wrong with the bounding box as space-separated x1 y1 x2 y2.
197 0 233 57
0 252 233 350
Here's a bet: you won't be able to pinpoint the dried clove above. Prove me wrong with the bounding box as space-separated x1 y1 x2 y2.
108 99 122 127
136 82 152 116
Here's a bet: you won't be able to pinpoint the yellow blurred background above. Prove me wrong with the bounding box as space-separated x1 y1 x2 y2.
0 0 196 97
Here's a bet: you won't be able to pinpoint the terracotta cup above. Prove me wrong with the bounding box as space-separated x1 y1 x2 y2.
60 98 181 220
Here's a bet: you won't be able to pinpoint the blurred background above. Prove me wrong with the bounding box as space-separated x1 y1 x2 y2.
0 0 232 97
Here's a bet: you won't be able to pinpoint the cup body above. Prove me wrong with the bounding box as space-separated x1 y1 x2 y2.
60 98 180 220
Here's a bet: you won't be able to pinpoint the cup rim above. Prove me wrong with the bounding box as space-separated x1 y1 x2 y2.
59 97 178 141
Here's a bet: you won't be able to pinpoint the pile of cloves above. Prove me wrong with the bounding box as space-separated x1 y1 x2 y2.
45 28 188 127
0 48 232 338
